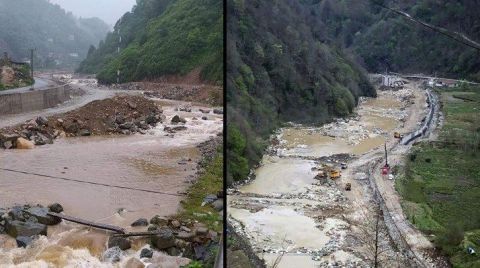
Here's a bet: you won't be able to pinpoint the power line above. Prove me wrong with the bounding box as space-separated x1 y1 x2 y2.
0 168 185 197
370 0 480 51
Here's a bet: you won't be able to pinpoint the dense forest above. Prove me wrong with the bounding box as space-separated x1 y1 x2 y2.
77 0 223 85
226 0 376 185
0 0 109 69
309 0 480 81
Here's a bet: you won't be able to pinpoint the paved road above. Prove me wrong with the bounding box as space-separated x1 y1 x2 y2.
0 77 52 95
0 79 137 128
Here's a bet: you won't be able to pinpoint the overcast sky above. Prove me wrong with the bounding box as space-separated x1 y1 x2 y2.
49 0 137 26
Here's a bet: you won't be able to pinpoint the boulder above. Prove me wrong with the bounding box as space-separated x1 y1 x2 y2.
16 137 34 149
140 248 153 258
119 122 134 130
5 220 47 238
171 115 186 124
35 116 49 126
78 129 91 136
201 116 208 120
199 109 210 114
63 121 80 134
211 199 224 211
48 203 63 213
3 140 13 149
195 227 208 236
131 218 149 227
103 246 123 263
16 236 33 248
147 225 159 232
213 109 223 115
167 247 181 256
125 257 145 268
108 237 131 250
8 206 27 221
150 215 168 226
176 231 195 242
171 220 181 228
33 133 52 145
151 228 175 249
25 206 61 225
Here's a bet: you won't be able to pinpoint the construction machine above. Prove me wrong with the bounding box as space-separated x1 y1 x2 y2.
345 183 351 191
394 132 403 139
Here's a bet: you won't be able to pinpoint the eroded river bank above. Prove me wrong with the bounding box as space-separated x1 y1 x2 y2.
228 80 435 267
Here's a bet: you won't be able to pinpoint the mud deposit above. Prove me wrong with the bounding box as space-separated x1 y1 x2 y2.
228 85 424 267
0 84 223 267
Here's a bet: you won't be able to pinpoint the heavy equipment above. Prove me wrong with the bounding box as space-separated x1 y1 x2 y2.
345 183 351 191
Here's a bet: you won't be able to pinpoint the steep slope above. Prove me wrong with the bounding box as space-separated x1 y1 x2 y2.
77 0 223 85
308 0 480 81
226 0 376 184
0 0 109 69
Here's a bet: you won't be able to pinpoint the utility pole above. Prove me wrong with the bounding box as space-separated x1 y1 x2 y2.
116 18 122 84
30 49 34 78
30 48 35 90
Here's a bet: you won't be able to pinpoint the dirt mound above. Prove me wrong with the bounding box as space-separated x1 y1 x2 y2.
0 95 164 149
112 82 223 106
49 95 163 135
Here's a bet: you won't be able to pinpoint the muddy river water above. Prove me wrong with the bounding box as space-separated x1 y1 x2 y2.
228 87 420 267
0 94 222 267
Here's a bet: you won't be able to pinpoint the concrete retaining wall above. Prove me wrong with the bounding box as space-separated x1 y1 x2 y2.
0 85 71 115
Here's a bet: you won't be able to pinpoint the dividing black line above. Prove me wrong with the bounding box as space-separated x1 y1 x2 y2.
0 168 185 197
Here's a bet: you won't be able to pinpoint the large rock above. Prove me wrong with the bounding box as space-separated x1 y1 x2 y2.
131 218 149 227
108 237 131 250
48 203 63 213
150 215 168 226
35 116 49 126
151 228 175 249
8 206 27 221
5 220 47 238
171 115 186 124
25 207 61 225
16 236 33 248
16 137 35 149
124 257 145 268
140 248 153 258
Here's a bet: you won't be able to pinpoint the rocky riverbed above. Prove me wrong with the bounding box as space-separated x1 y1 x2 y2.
228 82 427 267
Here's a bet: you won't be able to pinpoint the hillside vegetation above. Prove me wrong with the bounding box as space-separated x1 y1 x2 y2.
77 0 223 85
308 0 480 81
0 0 109 69
226 0 376 184
396 84 480 267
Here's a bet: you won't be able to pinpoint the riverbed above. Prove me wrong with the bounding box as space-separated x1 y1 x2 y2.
228 84 425 267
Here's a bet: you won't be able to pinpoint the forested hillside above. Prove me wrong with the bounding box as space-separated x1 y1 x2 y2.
226 0 376 184
0 0 109 69
77 0 223 84
309 0 480 81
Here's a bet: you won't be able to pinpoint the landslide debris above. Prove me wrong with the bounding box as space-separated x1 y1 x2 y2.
0 95 164 149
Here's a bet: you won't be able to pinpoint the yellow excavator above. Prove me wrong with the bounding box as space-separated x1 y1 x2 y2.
394 132 404 139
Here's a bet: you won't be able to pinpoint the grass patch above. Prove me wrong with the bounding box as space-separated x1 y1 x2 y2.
177 149 223 233
396 85 480 267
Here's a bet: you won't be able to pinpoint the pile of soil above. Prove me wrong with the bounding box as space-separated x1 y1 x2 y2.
0 95 164 149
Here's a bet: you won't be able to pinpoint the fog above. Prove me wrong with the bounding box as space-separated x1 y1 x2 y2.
49 0 137 26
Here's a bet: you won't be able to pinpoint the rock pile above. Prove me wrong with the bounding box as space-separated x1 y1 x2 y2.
104 215 220 263
0 95 164 149
0 204 63 248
